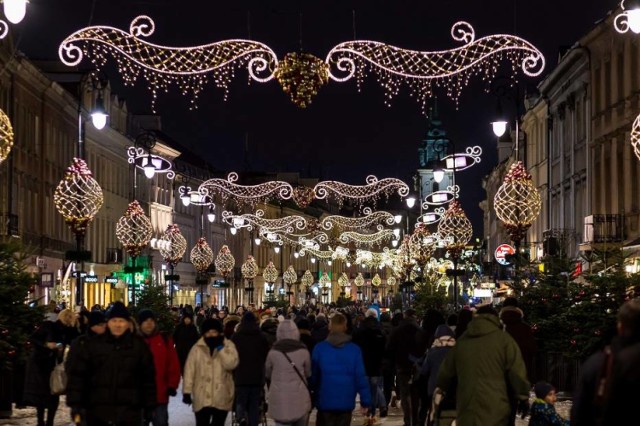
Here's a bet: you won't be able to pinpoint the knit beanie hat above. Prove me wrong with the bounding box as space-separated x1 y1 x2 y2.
534 381 555 399
241 311 257 324
434 324 455 339
200 318 223 335
107 302 130 320
277 319 300 341
137 309 156 325
296 318 311 331
88 311 106 327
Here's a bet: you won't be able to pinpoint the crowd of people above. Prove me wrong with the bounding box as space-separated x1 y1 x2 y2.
16 296 640 426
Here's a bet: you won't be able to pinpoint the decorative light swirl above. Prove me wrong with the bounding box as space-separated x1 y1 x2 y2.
262 261 279 284
241 255 259 280
297 246 335 260
115 200 153 258
127 146 175 179
338 229 394 247
0 20 8 40
301 270 314 288
53 158 104 236
494 161 542 243
283 265 298 286
325 21 545 108
214 245 236 278
0 107 14 165
314 175 410 207
190 237 214 273
408 223 437 267
442 146 483 172
420 207 447 225
437 201 473 259
199 172 293 209
159 224 187 266
58 15 279 111
615 1 640 34
422 185 460 207
631 112 640 161
222 209 307 233
321 207 395 231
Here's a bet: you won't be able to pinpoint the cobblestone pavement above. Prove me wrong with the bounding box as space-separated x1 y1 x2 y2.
0 387 572 426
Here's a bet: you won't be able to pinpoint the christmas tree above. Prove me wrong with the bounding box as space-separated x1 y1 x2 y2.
129 282 176 334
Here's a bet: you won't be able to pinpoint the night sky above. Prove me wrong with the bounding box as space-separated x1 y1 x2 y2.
13 0 615 235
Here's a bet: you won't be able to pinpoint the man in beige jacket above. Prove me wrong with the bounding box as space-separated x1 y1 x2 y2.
183 318 239 426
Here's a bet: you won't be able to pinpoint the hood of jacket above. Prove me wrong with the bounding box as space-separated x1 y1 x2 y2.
326 331 351 348
499 306 524 325
361 316 381 330
272 338 307 353
261 318 279 334
464 314 502 338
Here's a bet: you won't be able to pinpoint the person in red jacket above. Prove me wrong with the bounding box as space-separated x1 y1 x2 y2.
138 309 181 426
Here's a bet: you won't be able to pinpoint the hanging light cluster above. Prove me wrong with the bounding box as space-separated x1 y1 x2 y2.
263 261 279 284
494 161 542 244
409 223 437 268
190 237 214 273
321 207 396 231
53 158 104 236
275 52 329 108
387 276 397 287
355 273 365 287
372 273 382 287
159 224 187 266
0 108 13 164
241 255 259 280
301 270 314 288
215 245 236 278
338 272 349 289
437 201 473 259
115 200 153 257
283 265 298 286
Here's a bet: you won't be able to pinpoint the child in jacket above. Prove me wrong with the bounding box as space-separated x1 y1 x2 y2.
529 381 569 426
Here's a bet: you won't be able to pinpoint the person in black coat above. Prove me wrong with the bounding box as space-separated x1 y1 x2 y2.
311 314 329 343
231 312 270 426
173 312 200 374
296 318 316 353
65 302 157 426
353 309 387 420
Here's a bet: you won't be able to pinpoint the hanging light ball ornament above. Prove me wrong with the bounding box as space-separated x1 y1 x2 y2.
494 161 542 243
372 273 382 287
263 261 279 284
275 51 329 108
437 200 473 260
283 265 298 286
0 107 14 165
116 200 153 258
159 224 187 266
387 276 397 287
355 272 365 287
241 255 259 280
338 272 349 288
301 270 314 288
54 158 104 236
319 272 331 288
215 245 236 277
409 222 436 267
190 237 214 273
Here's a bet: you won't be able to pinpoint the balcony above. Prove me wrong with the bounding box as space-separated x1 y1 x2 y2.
582 214 625 245
0 213 19 237
543 229 575 256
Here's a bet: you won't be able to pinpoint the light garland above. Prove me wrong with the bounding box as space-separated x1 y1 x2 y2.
494 161 542 244
115 200 153 257
355 273 365 287
215 245 236 278
190 237 214 273
422 185 460 207
297 245 335 260
159 224 187 266
437 201 473 259
262 261 279 284
199 172 293 210
631 112 640 161
0 107 14 164
372 273 382 287
275 52 329 108
301 270 314 288
222 209 307 233
283 265 298 286
615 1 640 34
53 158 104 236
325 21 545 109
59 15 278 111
321 207 395 231
241 255 259 280
314 175 410 207
338 229 394 247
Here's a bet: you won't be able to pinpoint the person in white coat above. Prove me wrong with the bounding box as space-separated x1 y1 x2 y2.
183 318 239 426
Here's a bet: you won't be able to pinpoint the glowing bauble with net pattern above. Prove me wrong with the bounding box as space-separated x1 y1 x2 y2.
372 273 382 287
215 245 235 277
241 255 259 280
116 200 152 257
159 224 187 265
409 223 436 267
387 276 397 287
355 273 365 287
275 52 329 108
494 161 542 243
263 261 279 284
0 108 13 165
54 158 104 236
190 237 214 273
437 201 472 258
301 270 314 288
338 272 349 288
283 266 298 286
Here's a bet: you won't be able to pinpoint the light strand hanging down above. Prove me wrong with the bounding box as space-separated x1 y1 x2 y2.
338 229 394 247
0 107 14 165
199 172 293 210
325 21 545 108
59 15 279 111
115 200 153 258
320 207 395 231
222 209 307 233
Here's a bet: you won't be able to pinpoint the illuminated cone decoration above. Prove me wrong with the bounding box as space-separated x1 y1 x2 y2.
190 237 214 273
0 107 14 165
283 265 298 286
214 245 235 278
54 158 104 236
116 200 152 258
494 161 541 244
437 200 472 259
301 270 314 288
159 224 187 266
263 261 278 284
241 255 259 280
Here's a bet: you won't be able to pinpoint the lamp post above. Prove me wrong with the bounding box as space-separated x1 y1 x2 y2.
241 255 259 305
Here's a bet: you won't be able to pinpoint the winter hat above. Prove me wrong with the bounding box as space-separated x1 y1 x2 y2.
88 311 106 327
182 311 193 321
534 381 555 399
137 309 156 325
277 319 300 341
241 311 257 324
200 318 223 335
434 324 455 339
365 308 378 319
107 302 130 320
296 318 311 331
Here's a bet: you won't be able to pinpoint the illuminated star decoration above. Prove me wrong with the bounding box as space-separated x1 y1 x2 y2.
58 15 279 111
53 158 104 236
115 200 153 258
159 224 187 266
0 107 14 165
215 245 236 278
190 237 214 273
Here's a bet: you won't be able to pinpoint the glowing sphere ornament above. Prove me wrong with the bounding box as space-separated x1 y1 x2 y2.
190 237 214 273
53 158 104 236
372 273 382 287
115 200 153 258
283 265 298 286
159 224 187 266
215 245 236 278
355 273 365 287
263 261 279 284
437 201 472 259
275 52 329 108
387 276 397 287
301 270 314 288
241 255 259 280
0 107 14 165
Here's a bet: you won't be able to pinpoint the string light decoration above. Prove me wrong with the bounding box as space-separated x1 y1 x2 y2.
422 185 460 207
292 186 316 209
301 270 314 288
442 146 483 172
0 19 8 40
215 245 236 278
0 107 14 165
159 224 187 265
314 175 410 207
355 273 365 287
493 161 542 244
241 255 259 280
631 112 640 161
420 207 447 225
53 158 104 236
615 1 640 34
321 207 395 231
372 273 382 287
222 209 307 233
338 229 394 247
275 52 329 107
199 172 293 210
325 21 545 109
262 261 279 284
338 272 349 289
283 265 298 286
115 200 153 257
297 246 335 260
190 237 214 273
387 276 397 287
437 201 472 259
319 272 331 288
128 146 175 180
58 15 279 111
409 223 437 267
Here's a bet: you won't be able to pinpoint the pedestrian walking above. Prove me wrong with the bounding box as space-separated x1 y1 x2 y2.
529 382 569 426
182 318 239 426
296 318 316 354
173 311 200 374
265 319 312 426
419 325 456 426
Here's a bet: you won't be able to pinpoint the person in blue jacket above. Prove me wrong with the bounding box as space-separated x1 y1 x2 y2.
311 312 371 426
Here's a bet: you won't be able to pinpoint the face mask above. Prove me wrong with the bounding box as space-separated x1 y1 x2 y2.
204 336 224 350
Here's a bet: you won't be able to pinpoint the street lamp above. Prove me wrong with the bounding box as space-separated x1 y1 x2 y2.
433 165 445 184
3 0 26 24
207 205 216 223
90 93 108 130
491 98 508 137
